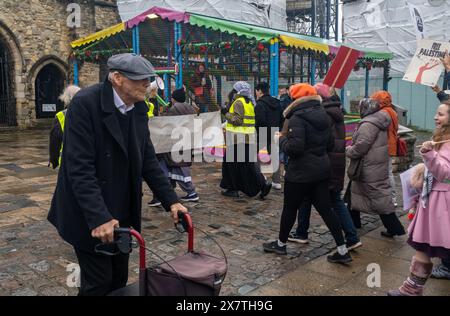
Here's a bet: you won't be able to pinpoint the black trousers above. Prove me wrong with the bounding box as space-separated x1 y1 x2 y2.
74 247 130 296
279 180 345 247
349 210 405 235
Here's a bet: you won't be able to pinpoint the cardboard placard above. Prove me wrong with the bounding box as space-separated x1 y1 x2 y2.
403 39 450 87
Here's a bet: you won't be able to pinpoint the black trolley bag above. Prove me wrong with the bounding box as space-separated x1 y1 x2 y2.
97 212 228 296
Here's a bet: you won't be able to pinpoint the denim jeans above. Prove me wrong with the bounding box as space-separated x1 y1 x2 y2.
296 191 360 245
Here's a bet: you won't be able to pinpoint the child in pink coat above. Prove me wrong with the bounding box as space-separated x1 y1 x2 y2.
389 102 450 296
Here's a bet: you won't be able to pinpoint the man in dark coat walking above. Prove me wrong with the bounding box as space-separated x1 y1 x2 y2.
254 82 283 189
48 53 188 296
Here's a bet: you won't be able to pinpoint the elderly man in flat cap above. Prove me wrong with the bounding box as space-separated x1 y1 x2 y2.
48 53 188 296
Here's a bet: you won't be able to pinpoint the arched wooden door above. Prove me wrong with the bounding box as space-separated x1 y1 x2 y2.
35 64 65 119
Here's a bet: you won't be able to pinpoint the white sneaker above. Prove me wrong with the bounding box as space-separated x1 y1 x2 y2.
347 241 363 251
272 182 282 190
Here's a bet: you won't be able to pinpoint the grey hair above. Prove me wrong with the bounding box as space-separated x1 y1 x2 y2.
59 85 81 107
108 72 115 83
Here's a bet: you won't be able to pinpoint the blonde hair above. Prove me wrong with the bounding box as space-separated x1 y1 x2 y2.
432 102 450 150
59 85 81 107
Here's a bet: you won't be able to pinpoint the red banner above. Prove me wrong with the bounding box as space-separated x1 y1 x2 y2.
323 46 360 89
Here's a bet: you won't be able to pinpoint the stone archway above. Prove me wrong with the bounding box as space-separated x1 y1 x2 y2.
34 64 65 119
0 20 26 127
28 56 68 119
0 32 16 125
0 36 15 125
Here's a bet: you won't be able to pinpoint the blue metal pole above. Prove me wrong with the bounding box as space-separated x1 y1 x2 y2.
132 26 140 55
73 59 79 86
136 25 140 55
165 42 171 102
178 24 183 89
341 87 346 111
269 40 274 96
164 73 170 102
174 22 183 89
274 39 279 97
132 28 135 53
365 67 370 97
383 63 389 91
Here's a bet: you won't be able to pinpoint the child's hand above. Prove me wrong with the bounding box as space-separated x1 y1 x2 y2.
420 141 434 153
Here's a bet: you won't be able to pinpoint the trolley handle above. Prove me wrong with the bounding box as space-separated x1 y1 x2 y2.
94 228 136 256
175 212 194 252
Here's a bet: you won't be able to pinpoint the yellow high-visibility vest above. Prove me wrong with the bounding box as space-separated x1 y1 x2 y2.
56 110 66 166
145 99 155 118
225 97 256 134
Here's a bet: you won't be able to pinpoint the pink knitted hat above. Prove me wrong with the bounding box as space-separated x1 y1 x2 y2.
314 83 331 99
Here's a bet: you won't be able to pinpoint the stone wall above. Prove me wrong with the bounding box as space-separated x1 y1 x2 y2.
0 0 119 128
94 0 121 31
78 62 101 87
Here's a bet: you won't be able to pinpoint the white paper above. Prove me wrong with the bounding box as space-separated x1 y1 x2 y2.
42 104 56 112
400 166 422 211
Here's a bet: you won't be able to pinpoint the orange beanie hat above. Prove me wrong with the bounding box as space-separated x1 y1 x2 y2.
289 83 317 100
371 91 392 109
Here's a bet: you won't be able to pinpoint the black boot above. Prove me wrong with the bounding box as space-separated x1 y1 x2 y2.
222 190 239 198
259 181 272 199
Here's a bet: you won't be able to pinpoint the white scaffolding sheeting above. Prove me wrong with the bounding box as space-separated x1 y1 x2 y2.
117 0 287 30
343 0 450 75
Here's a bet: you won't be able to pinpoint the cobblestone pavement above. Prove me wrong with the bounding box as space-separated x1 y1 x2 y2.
0 128 425 296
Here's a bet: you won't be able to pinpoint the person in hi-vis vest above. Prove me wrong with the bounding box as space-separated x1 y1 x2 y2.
144 84 158 118
48 85 81 169
220 81 272 199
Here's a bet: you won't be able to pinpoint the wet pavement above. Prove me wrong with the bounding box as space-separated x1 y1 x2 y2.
0 127 447 296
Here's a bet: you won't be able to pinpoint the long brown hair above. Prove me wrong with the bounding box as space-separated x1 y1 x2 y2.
432 102 450 150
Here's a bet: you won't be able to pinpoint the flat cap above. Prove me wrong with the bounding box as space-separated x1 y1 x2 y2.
107 53 156 80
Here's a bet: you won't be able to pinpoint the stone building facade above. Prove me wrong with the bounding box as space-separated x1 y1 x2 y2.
0 0 120 128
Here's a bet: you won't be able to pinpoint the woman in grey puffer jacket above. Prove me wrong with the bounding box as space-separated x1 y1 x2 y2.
346 98 405 237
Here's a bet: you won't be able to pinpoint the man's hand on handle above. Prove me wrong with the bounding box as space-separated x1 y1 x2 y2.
170 203 188 223
91 219 119 244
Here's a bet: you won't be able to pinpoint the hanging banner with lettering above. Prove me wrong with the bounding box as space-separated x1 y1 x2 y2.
403 39 450 87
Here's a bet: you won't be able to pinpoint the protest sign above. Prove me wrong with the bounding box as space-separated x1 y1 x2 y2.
403 39 450 87
323 46 360 89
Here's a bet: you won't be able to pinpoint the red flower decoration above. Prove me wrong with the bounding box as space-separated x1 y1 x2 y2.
84 51 91 58
366 62 372 71
224 42 231 49
257 42 265 52
200 45 207 53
